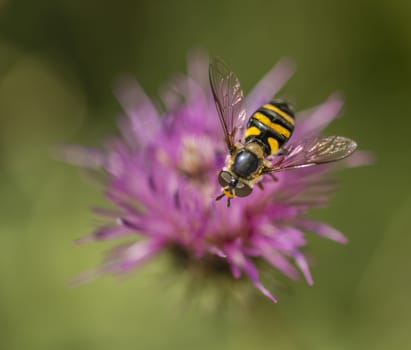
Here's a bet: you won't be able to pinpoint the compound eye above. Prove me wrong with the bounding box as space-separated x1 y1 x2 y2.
235 181 253 197
218 171 233 187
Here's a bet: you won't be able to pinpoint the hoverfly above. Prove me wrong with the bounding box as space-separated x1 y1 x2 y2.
209 57 357 207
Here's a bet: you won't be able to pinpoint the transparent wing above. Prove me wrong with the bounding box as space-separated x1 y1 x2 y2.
209 57 247 152
265 136 357 173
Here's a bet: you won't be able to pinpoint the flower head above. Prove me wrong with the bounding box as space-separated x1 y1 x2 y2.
66 52 370 302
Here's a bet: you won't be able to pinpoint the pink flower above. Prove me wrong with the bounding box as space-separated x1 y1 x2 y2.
65 52 370 302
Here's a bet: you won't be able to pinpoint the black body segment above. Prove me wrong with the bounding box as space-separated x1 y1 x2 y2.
244 100 295 156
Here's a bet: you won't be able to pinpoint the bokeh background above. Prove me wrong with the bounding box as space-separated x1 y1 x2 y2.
1 0 411 349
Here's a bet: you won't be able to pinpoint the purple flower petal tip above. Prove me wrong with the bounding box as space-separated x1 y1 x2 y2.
54 144 105 169
255 282 278 303
246 58 296 114
344 150 375 167
294 252 314 286
74 236 94 244
68 52 370 303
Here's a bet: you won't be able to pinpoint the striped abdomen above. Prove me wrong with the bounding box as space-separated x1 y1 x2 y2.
244 100 295 156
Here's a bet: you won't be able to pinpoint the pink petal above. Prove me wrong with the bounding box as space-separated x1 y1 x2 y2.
114 78 160 147
75 225 132 243
187 49 209 90
225 241 278 302
298 220 348 244
243 259 278 303
294 252 314 285
106 239 164 273
262 250 300 280
343 150 375 167
54 144 105 168
208 246 227 258
246 58 295 115
292 93 344 141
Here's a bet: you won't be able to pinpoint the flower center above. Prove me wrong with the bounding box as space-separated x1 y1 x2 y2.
178 135 215 178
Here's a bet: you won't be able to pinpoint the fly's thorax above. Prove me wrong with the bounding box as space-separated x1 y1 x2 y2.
225 143 264 180
244 142 265 159
231 150 259 178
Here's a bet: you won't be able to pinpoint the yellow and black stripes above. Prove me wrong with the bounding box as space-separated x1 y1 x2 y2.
244 101 295 156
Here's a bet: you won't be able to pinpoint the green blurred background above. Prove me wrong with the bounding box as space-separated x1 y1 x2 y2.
1 0 410 349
